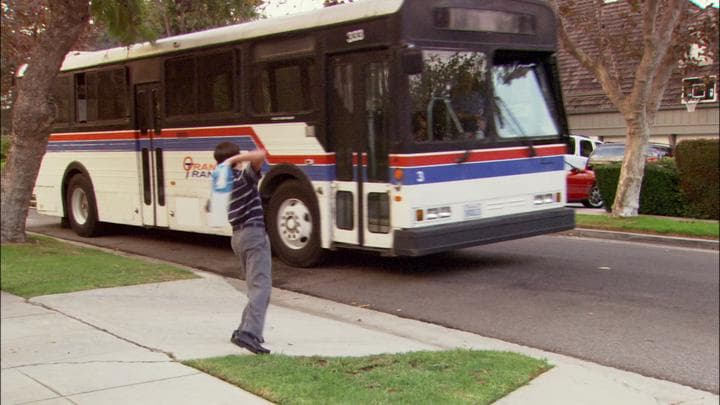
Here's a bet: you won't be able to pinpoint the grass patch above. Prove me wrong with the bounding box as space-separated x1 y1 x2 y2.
576 213 719 239
184 349 549 404
1 235 197 298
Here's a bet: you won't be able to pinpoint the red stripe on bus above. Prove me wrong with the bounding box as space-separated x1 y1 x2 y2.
49 126 260 142
159 127 257 138
268 155 336 165
389 145 566 167
49 132 137 142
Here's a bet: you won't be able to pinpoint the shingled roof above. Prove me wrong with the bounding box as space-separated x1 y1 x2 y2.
556 0 719 114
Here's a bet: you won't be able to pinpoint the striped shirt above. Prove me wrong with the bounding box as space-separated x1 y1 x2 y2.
228 164 265 231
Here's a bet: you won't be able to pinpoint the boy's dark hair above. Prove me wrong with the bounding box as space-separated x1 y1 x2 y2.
214 142 240 164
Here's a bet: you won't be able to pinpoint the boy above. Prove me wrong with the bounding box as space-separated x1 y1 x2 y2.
211 141 271 355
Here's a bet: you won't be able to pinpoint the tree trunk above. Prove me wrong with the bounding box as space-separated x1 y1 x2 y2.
0 1 90 243
612 116 650 217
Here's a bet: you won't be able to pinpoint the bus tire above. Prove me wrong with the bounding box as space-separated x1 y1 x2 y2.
66 174 102 237
266 180 323 267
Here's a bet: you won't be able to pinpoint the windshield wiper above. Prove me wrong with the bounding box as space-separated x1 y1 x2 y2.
456 149 471 163
523 139 537 157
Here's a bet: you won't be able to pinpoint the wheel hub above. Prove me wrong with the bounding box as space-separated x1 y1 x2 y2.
277 198 311 250
71 188 89 225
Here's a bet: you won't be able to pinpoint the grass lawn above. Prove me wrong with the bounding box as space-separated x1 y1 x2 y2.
575 213 719 239
185 350 549 405
0 235 197 298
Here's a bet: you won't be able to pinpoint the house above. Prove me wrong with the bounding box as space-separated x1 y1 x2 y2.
556 0 719 147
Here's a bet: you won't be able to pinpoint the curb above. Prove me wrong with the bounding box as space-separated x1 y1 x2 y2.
563 228 719 251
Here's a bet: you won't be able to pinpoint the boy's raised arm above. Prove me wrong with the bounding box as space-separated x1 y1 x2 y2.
224 150 266 171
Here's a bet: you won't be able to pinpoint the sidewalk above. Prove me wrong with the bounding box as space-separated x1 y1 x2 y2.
2 266 718 404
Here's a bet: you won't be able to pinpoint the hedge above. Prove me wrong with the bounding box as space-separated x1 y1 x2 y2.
675 139 719 220
594 159 686 217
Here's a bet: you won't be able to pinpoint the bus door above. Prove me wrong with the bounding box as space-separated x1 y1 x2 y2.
328 51 392 248
134 83 168 227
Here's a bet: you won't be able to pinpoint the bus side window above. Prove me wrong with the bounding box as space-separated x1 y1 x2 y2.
165 57 196 116
75 68 127 124
252 59 314 114
198 51 234 114
251 37 316 115
75 73 88 123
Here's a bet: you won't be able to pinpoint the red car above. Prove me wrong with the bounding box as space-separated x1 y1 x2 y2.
567 168 604 208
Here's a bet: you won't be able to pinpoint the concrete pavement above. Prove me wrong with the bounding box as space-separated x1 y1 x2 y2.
2 259 718 405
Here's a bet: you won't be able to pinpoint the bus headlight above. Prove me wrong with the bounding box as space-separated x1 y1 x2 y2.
533 193 561 205
416 206 451 221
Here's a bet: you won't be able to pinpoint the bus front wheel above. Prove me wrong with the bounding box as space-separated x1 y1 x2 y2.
66 174 102 237
266 180 323 267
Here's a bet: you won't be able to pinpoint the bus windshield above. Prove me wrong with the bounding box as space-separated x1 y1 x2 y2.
409 50 560 143
492 62 559 139
409 50 489 143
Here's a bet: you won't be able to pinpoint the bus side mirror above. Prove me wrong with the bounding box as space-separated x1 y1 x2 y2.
402 49 423 75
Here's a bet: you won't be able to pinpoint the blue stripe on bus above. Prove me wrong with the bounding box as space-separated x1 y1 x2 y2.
154 137 259 151
393 156 564 186
46 136 259 153
46 140 137 152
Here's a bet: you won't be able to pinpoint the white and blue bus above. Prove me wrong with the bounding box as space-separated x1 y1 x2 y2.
35 0 574 267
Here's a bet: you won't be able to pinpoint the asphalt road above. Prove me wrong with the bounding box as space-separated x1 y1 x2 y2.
25 210 720 393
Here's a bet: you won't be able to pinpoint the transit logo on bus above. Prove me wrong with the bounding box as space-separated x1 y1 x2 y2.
183 156 216 179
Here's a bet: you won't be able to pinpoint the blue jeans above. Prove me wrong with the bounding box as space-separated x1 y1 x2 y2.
231 226 272 340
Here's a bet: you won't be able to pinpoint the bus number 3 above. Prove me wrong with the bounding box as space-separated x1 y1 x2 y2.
346 29 365 43
416 171 425 183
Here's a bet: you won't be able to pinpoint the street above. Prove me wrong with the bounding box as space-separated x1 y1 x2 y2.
26 209 720 393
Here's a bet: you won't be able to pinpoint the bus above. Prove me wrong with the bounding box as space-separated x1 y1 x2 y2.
35 0 575 267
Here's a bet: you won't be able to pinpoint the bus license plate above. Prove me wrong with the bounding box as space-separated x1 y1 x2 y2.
464 203 482 219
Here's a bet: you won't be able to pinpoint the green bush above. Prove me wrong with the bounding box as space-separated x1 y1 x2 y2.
594 158 686 217
675 139 719 220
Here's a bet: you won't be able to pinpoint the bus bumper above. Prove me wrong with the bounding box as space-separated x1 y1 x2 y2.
392 207 575 256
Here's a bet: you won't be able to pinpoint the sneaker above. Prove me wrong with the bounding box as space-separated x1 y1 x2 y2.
231 330 270 354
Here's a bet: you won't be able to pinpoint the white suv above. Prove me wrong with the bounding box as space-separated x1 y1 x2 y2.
565 134 602 170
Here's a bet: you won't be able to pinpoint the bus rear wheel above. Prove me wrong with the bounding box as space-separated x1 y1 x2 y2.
266 180 323 267
66 174 102 237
